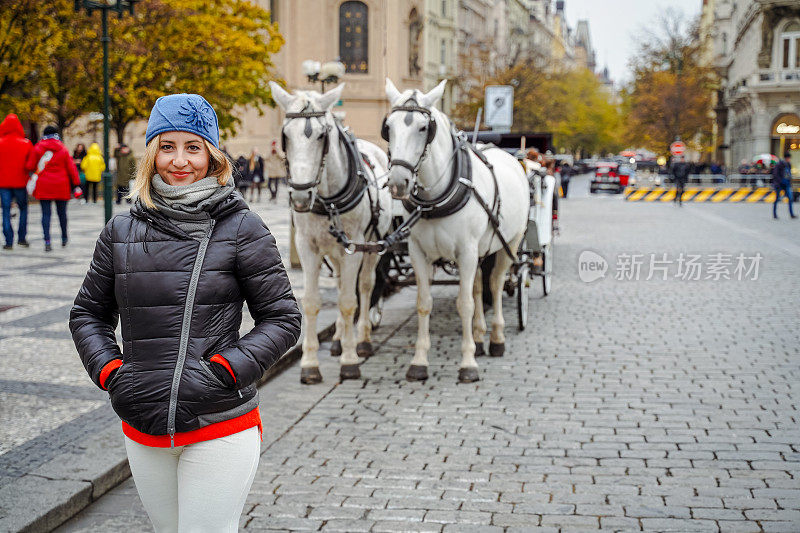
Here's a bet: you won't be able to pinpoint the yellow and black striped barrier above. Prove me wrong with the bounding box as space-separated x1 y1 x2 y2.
624 187 789 203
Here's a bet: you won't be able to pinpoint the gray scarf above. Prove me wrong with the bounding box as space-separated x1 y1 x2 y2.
150 174 234 239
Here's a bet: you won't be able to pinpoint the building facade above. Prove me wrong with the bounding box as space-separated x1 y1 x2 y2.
456 0 494 106
712 0 800 171
422 0 458 112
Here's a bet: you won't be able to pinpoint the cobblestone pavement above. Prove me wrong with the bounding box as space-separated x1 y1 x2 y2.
0 189 340 483
54 174 800 532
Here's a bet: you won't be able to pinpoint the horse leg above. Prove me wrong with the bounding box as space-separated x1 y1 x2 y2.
488 233 524 357
407 241 433 381
337 253 362 381
472 266 487 357
298 245 323 384
356 251 378 358
330 315 344 357
456 248 480 382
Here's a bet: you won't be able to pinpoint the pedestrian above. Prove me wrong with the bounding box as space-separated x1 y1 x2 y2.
265 140 285 201
247 148 264 203
771 151 796 220
72 144 88 202
114 143 137 204
559 162 572 199
670 156 689 206
235 154 251 197
69 93 302 533
0 114 34 250
81 142 105 203
26 125 81 251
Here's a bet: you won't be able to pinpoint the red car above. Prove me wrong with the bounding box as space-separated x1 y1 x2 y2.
590 161 629 194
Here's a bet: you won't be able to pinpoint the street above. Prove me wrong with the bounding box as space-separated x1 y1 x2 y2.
0 173 789 532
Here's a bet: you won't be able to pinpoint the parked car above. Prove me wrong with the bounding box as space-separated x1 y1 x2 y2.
590 161 629 194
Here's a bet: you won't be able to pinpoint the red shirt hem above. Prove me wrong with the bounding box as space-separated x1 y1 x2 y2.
122 407 262 447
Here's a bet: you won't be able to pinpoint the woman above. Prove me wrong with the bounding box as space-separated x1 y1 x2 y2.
247 148 264 203
69 94 302 532
265 140 285 202
72 143 88 202
80 142 105 203
26 125 81 251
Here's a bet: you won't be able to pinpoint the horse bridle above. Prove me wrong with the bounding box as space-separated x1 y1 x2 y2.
281 107 331 194
381 101 437 176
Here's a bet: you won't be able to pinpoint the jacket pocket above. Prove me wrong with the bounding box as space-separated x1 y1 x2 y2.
105 363 124 391
198 357 230 389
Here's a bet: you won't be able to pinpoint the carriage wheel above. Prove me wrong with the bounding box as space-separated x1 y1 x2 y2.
516 264 530 330
368 254 393 331
542 244 553 296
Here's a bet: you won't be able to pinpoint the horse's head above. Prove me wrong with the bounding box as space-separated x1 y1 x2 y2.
382 78 446 199
270 81 345 211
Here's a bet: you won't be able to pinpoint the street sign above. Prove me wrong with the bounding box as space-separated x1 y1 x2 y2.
484 85 514 130
670 141 686 156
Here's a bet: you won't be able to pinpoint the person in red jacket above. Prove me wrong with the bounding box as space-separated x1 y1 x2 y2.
0 114 34 250
26 125 81 251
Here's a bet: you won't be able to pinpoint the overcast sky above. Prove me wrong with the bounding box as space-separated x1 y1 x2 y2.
563 0 703 85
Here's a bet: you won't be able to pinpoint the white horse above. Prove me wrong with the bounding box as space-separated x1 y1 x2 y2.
270 81 393 384
383 78 529 383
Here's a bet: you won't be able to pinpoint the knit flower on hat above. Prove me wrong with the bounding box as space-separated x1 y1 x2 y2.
178 97 214 133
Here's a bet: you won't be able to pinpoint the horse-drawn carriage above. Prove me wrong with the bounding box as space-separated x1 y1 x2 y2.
274 78 557 383
369 131 557 331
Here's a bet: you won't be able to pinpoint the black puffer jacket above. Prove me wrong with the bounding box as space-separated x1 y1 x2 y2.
69 192 301 437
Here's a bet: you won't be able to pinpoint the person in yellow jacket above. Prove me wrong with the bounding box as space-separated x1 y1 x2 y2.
80 143 105 203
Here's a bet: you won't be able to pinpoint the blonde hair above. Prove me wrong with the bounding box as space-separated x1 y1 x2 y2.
128 134 233 208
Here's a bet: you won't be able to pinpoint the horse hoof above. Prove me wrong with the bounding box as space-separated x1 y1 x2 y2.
330 340 342 356
300 367 323 384
489 342 505 357
475 342 486 357
406 365 429 381
356 341 374 358
339 364 361 381
458 367 480 383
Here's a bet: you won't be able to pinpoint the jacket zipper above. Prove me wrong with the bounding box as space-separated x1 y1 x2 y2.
167 219 216 447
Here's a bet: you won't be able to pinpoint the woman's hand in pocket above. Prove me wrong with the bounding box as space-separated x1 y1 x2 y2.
208 354 237 388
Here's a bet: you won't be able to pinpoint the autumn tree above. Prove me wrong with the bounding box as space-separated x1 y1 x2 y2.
623 9 714 155
0 0 62 120
453 60 622 156
82 0 285 142
1 0 284 142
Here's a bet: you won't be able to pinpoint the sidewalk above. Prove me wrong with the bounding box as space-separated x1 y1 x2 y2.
0 188 341 532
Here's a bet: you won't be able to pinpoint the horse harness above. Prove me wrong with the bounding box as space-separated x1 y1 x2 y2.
281 107 383 253
378 100 515 260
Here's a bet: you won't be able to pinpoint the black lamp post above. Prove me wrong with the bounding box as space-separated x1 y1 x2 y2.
74 0 139 223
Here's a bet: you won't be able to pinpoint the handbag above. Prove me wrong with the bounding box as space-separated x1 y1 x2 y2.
27 151 54 196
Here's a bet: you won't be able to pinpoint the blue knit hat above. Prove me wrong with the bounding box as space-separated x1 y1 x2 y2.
145 94 219 148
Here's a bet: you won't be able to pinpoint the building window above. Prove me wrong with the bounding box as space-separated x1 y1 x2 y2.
780 21 800 70
441 39 446 64
442 0 447 17
408 8 422 77
339 1 368 74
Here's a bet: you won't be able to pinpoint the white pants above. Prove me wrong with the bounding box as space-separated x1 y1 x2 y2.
124 427 260 533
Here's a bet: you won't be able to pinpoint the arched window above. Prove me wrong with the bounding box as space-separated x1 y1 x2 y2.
339 1 368 74
780 21 800 70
